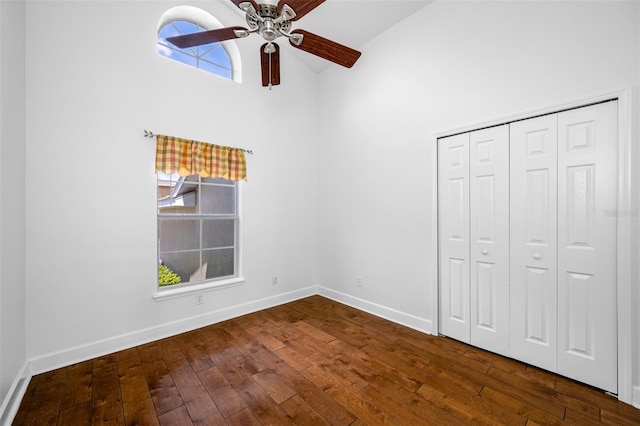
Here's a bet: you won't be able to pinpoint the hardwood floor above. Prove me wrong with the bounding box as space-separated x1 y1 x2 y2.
13 295 640 425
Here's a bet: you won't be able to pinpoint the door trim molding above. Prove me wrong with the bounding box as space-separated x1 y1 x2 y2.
431 87 634 404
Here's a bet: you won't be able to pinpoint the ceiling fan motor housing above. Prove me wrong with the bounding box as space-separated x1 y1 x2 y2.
245 3 292 42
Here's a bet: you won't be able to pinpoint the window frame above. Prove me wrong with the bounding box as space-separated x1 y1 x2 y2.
157 5 243 83
154 175 244 301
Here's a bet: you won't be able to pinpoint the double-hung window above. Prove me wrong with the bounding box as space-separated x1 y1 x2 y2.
157 172 239 289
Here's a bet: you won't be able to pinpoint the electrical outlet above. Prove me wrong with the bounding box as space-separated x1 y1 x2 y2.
272 276 278 285
357 276 363 287
195 294 203 305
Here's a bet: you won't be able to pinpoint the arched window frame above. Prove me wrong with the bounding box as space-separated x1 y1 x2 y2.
157 6 242 83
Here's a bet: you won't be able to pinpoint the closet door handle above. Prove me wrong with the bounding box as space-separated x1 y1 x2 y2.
533 253 541 260
481 249 488 255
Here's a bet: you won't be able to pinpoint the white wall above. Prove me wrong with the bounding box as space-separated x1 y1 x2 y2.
0 0 27 418
24 0 320 369
317 0 639 404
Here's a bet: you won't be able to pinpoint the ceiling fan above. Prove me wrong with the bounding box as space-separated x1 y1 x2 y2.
166 0 362 88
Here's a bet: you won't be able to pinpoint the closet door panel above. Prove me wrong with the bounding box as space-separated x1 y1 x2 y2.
557 101 617 393
438 133 470 343
509 115 558 371
469 125 510 356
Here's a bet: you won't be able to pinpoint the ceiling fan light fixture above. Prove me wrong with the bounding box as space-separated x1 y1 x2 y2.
289 33 303 46
233 29 251 38
238 1 257 14
260 20 278 41
278 4 296 22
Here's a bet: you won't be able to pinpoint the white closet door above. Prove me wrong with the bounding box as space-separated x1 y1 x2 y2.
438 133 470 343
509 115 558 371
557 101 618 393
469 125 510 356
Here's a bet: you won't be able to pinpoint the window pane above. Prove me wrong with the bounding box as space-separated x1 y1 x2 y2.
157 172 181 182
202 219 235 248
161 249 234 284
164 48 198 68
158 23 181 40
158 19 233 81
201 46 231 69
158 184 173 207
203 248 235 279
159 219 200 252
158 177 198 213
172 20 198 36
159 251 200 283
200 185 235 214
157 173 181 203
157 43 174 59
202 177 234 185
199 60 232 79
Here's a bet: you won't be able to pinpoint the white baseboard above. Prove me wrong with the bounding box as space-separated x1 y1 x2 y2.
633 384 640 409
29 286 318 375
317 286 434 335
0 361 31 426
29 286 436 376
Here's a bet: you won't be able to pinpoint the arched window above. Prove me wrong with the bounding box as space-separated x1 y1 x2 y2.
157 6 242 82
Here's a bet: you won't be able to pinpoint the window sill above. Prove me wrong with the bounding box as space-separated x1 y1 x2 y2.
153 277 245 302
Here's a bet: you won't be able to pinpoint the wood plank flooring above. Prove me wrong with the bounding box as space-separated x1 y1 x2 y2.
13 295 640 425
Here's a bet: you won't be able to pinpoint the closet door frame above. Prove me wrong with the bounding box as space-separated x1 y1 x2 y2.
432 87 633 405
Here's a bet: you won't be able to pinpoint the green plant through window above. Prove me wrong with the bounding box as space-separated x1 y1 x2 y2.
157 20 233 80
158 264 181 286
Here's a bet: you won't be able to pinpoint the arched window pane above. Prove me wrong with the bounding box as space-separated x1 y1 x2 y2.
172 21 198 35
202 45 231 69
166 49 198 68
199 60 232 79
157 20 233 81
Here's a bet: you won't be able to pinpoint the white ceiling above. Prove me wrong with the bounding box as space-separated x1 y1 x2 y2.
223 0 432 72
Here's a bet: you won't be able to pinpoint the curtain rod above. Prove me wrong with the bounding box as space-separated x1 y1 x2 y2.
144 130 253 155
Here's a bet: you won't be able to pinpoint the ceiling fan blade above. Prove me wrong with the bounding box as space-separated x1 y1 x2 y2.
289 30 361 68
278 0 326 21
260 43 281 87
167 26 247 48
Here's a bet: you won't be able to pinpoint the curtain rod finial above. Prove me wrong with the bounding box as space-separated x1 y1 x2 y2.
144 130 156 138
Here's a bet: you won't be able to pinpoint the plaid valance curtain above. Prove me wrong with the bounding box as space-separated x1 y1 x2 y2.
155 134 247 181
